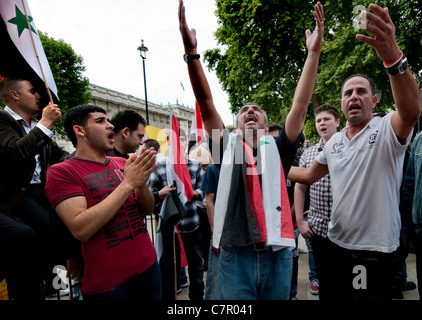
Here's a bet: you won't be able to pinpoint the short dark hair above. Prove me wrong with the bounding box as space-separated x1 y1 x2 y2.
144 139 160 152
0 77 24 104
64 104 106 147
110 110 147 134
268 124 282 132
314 104 340 121
341 74 375 96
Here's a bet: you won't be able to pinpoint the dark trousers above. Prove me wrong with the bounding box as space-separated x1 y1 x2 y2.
10 184 68 294
0 213 43 300
322 239 398 300
310 234 332 300
415 233 422 300
180 227 204 300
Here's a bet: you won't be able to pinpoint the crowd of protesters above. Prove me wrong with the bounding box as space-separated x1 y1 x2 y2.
1 0 421 301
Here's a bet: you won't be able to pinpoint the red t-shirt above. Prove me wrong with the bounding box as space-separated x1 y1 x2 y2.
45 157 157 295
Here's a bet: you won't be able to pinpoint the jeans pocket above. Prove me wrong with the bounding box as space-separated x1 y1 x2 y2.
278 248 293 260
219 246 235 261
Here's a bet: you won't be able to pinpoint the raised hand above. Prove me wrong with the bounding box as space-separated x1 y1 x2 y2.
38 102 62 129
178 0 198 55
356 3 401 64
123 148 157 190
306 2 324 53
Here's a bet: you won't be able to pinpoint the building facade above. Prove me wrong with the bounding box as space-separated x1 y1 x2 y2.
56 83 193 152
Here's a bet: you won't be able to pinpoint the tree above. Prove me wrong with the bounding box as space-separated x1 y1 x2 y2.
205 0 422 141
39 32 91 134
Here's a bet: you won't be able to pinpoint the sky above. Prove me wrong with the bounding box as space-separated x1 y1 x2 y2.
29 0 234 126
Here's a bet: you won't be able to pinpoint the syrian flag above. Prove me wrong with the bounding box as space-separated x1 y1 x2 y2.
191 101 206 147
0 0 58 102
166 109 194 205
154 190 188 268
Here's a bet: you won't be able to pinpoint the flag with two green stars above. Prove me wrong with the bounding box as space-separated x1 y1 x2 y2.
0 0 58 101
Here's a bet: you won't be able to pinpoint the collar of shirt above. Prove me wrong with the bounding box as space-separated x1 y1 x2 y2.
5 106 53 138
5 106 43 184
5 106 37 131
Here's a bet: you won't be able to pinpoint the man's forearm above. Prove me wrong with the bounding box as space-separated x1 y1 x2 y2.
136 184 155 215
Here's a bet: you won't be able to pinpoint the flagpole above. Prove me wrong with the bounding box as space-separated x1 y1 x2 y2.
173 229 177 300
21 0 54 103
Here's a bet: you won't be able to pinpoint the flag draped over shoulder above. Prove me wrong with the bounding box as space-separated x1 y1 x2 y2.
166 109 194 205
212 134 295 251
0 0 58 102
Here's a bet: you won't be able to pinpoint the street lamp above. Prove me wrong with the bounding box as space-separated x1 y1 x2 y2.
137 39 149 124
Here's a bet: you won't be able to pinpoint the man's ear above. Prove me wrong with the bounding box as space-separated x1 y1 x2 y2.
122 127 130 138
74 125 85 138
9 90 19 101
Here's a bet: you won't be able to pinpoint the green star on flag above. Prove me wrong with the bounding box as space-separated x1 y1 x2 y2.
8 5 37 37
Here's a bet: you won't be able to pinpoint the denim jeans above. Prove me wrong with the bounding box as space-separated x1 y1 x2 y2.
83 262 161 300
180 227 205 300
218 246 292 300
205 244 219 300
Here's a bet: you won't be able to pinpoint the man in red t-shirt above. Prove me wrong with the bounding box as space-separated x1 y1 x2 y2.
45 104 160 300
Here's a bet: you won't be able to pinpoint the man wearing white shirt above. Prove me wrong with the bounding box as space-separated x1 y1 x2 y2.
0 77 69 298
288 4 421 300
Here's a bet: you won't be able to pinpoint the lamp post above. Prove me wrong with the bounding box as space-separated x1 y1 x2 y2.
137 39 149 124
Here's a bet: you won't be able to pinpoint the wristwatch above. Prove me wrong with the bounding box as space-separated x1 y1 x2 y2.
183 54 200 64
387 56 408 75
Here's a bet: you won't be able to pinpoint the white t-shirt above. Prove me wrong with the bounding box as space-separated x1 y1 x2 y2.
316 113 411 253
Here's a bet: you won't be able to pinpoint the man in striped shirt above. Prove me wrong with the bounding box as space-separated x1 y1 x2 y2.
294 104 340 300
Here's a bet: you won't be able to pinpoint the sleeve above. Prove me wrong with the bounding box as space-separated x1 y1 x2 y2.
194 163 205 200
299 149 309 168
400 136 418 239
45 163 85 208
201 164 219 194
0 113 52 161
315 142 329 165
274 126 300 177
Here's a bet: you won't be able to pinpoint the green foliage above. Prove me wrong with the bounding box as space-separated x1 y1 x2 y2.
205 0 422 141
39 31 91 134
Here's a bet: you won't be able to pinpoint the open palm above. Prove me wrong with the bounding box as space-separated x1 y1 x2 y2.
306 2 324 53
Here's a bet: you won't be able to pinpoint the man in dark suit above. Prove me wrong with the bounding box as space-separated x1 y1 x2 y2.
0 77 69 299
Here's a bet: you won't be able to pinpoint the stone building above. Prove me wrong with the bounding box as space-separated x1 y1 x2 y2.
56 83 193 152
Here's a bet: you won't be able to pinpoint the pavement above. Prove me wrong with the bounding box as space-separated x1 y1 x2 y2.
176 235 420 301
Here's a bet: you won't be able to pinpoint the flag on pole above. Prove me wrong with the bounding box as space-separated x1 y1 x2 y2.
154 189 186 261
0 0 58 102
191 101 206 147
166 109 194 205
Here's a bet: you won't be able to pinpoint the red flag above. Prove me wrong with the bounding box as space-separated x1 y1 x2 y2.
191 101 205 147
166 110 194 204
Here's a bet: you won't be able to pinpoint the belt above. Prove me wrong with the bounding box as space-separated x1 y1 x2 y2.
250 242 268 251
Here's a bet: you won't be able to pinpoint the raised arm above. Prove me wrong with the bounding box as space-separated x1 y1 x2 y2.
356 4 420 144
178 0 224 137
285 2 324 145
288 159 328 185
